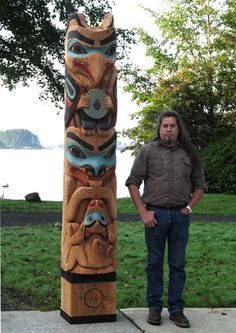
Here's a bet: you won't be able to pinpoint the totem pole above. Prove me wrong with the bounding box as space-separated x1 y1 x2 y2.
60 12 117 324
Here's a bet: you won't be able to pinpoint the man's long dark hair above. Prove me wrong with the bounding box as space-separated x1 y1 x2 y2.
153 110 201 167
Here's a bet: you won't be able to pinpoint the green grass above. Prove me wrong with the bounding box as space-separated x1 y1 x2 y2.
193 193 236 216
0 199 62 213
1 225 61 310
121 193 236 216
1 193 236 215
1 194 236 310
1 221 236 310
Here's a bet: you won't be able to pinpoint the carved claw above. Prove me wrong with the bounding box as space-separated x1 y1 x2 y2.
78 94 90 108
103 95 114 110
67 223 85 245
107 223 117 244
65 187 96 221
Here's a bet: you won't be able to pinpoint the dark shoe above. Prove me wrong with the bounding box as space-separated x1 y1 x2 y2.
147 308 161 325
169 311 190 328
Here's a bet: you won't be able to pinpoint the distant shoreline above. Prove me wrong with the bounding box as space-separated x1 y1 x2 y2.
0 146 45 150
0 145 126 150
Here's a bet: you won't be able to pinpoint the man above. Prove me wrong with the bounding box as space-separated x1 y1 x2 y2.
125 110 207 328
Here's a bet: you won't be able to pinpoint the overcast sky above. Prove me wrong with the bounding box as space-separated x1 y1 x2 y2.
0 0 166 146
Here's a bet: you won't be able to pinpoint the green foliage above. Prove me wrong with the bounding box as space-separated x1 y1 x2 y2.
121 0 236 152
0 0 135 108
221 0 236 49
200 131 236 194
0 129 42 148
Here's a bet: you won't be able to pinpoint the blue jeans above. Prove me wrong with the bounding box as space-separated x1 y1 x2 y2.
145 208 190 314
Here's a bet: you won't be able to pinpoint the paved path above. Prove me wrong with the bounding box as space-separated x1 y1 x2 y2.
1 211 236 227
2 308 236 333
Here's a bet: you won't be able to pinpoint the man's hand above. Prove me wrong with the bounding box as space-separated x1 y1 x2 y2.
181 207 190 215
140 210 158 228
127 184 158 228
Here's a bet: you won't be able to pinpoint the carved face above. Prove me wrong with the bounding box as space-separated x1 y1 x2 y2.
64 13 117 130
84 199 110 234
65 14 116 86
65 127 116 185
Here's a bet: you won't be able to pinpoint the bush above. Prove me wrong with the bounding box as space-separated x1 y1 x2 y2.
200 130 236 194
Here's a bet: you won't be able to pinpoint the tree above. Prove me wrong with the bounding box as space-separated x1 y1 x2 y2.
221 0 236 49
0 0 134 108
200 130 236 193
121 0 236 154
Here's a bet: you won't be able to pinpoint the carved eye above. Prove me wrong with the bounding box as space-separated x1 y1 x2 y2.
105 43 116 56
69 145 85 158
104 145 116 159
69 42 87 54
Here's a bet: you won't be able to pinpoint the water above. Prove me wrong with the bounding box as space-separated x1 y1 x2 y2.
0 149 134 201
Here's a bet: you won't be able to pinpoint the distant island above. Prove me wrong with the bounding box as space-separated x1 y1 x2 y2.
0 129 43 149
0 129 129 150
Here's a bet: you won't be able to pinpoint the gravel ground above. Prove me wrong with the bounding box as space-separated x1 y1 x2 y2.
1 211 236 227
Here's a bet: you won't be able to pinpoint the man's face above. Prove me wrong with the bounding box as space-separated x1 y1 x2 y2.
159 116 179 145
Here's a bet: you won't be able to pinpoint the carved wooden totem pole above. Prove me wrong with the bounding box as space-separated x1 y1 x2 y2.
60 12 117 324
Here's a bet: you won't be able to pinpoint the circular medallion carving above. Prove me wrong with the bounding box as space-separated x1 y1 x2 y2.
84 288 103 308
84 89 108 119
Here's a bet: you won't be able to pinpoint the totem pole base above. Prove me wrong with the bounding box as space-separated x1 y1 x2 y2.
60 269 116 324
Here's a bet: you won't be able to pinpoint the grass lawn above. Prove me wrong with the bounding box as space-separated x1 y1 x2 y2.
1 193 236 215
1 221 236 310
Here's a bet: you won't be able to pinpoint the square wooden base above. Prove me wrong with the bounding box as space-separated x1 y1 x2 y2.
61 276 116 324
60 308 117 324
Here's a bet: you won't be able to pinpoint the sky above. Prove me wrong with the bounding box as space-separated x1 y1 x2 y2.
0 0 166 147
